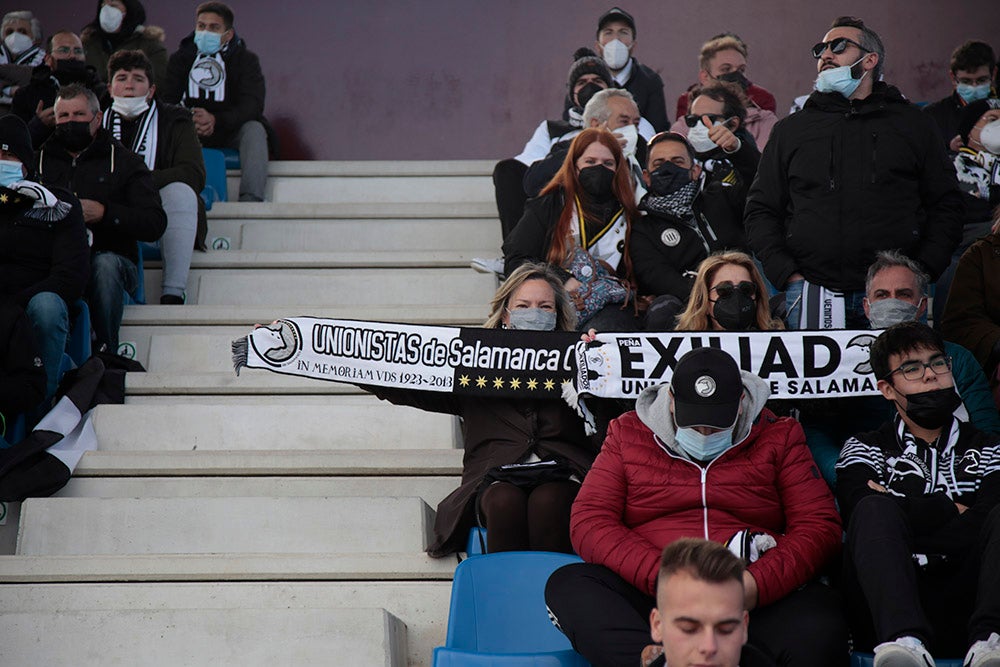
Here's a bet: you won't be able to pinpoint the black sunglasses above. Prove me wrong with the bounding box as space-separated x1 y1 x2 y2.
684 113 727 128
811 37 868 59
710 281 757 300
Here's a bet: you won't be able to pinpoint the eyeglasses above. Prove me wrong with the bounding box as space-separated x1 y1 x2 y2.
954 75 992 86
710 281 757 301
884 355 952 381
53 46 85 56
811 37 868 59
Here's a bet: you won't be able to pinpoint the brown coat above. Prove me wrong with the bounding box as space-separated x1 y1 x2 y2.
366 387 598 557
941 233 1000 373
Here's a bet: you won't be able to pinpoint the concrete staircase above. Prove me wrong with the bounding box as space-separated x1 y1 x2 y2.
0 160 502 666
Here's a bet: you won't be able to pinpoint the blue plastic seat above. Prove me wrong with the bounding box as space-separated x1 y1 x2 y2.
200 148 229 210
466 527 487 556
851 653 962 666
220 148 241 169
432 551 590 666
67 298 91 366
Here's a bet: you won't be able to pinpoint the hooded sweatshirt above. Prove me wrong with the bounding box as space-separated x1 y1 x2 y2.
570 371 841 605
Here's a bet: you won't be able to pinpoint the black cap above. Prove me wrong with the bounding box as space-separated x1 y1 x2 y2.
671 348 743 429
0 115 34 168
598 7 636 36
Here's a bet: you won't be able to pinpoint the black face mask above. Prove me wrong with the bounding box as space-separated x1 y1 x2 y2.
575 82 604 110
901 387 962 430
53 58 87 83
717 71 750 91
54 121 94 152
578 165 615 199
712 291 756 331
647 161 693 196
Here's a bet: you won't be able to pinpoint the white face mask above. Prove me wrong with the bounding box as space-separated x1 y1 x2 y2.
99 5 124 33
980 119 1000 155
111 95 151 119
4 31 33 56
601 39 630 70
611 123 638 158
687 121 719 154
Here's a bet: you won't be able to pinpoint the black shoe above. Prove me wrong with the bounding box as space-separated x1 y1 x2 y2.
160 294 184 305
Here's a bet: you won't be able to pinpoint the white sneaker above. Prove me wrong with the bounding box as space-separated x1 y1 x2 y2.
873 636 934 667
966 632 1000 667
471 257 505 275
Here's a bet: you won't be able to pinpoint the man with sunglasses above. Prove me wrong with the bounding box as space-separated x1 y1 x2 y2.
745 16 963 331
836 321 1000 666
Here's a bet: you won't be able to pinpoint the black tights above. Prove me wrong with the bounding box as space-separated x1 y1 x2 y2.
478 481 578 554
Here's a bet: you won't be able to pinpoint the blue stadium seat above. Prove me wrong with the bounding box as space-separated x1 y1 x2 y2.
67 299 91 366
220 148 241 169
200 148 229 210
850 653 962 666
432 552 590 666
466 527 487 556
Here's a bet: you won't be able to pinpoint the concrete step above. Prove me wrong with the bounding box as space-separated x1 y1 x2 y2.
17 496 434 555
0 581 451 667
91 402 460 450
207 200 497 220
121 303 489 326
159 250 487 269
125 372 369 396
72 449 463 477
240 160 496 177
56 476 458 506
0 605 407 666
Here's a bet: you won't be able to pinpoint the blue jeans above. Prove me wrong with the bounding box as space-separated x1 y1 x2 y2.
784 281 869 330
88 251 138 353
25 291 69 399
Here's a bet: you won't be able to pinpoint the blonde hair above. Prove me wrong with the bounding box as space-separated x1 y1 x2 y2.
483 263 578 331
699 35 747 73
675 251 783 331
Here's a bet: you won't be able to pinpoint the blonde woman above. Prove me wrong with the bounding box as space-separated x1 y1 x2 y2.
675 251 784 331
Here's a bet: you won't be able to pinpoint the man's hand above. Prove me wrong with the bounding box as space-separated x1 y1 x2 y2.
564 277 582 293
743 570 759 610
702 115 739 153
956 502 969 514
36 100 55 127
867 479 888 493
191 107 216 137
611 130 628 151
80 199 105 224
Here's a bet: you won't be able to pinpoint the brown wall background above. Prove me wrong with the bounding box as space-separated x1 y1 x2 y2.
34 1 1000 160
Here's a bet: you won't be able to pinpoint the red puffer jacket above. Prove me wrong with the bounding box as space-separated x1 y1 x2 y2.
570 406 841 607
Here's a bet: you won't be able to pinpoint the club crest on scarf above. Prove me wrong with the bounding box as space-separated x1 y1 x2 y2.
249 320 302 367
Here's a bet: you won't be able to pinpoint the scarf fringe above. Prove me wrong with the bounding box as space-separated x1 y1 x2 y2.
231 337 248 376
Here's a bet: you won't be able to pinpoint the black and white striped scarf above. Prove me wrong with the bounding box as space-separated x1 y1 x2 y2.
102 102 159 171
186 53 227 103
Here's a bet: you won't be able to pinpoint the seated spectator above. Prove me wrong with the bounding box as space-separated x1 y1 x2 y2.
0 11 45 106
503 128 640 331
644 538 775 667
545 347 846 666
671 251 783 333
671 82 768 161
104 50 204 304
676 33 776 117
363 263 597 556
942 207 1000 396
0 299 46 437
36 84 166 354
806 250 1000 486
924 41 997 151
581 7 667 132
11 31 107 149
0 114 88 401
836 321 1000 665
82 0 167 88
161 1 269 202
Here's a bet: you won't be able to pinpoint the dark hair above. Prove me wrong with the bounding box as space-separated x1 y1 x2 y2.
647 131 696 167
690 82 747 128
951 41 996 74
830 16 884 80
657 538 745 594
196 1 234 30
869 321 945 382
108 49 154 83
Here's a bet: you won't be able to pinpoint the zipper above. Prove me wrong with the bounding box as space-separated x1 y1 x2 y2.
700 466 709 539
870 131 878 184
828 134 836 191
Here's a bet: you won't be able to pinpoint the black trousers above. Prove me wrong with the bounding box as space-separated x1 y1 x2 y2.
493 158 529 241
544 562 848 667
843 494 1000 655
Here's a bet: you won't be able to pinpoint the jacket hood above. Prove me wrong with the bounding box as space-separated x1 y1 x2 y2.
804 81 908 113
635 370 771 455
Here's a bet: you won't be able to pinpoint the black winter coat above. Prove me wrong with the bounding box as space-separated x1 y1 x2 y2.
36 128 167 265
745 83 965 292
0 300 46 421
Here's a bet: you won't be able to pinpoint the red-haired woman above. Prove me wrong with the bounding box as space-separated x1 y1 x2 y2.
503 128 640 331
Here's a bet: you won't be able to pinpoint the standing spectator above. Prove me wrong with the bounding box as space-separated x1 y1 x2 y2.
0 11 45 106
82 0 167 88
11 31 108 149
924 41 997 151
0 114 88 401
104 50 204 304
161 2 269 202
745 16 964 330
36 84 166 354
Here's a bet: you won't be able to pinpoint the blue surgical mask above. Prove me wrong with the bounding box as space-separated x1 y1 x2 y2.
194 30 223 55
507 308 557 331
0 160 24 188
674 424 735 461
956 82 991 104
815 55 868 98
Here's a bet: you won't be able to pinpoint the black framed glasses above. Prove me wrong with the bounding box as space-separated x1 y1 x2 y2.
884 355 952 381
811 37 868 59
710 281 757 301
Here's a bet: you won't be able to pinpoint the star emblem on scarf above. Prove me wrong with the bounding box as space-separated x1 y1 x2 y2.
509 378 521 390
492 377 505 389
543 379 556 391
475 376 487 388
458 375 470 387
526 379 538 390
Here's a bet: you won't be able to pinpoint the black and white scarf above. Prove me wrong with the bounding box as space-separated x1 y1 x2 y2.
640 180 699 220
570 196 627 269
102 102 159 171
0 43 44 67
1 180 71 222
186 53 227 103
